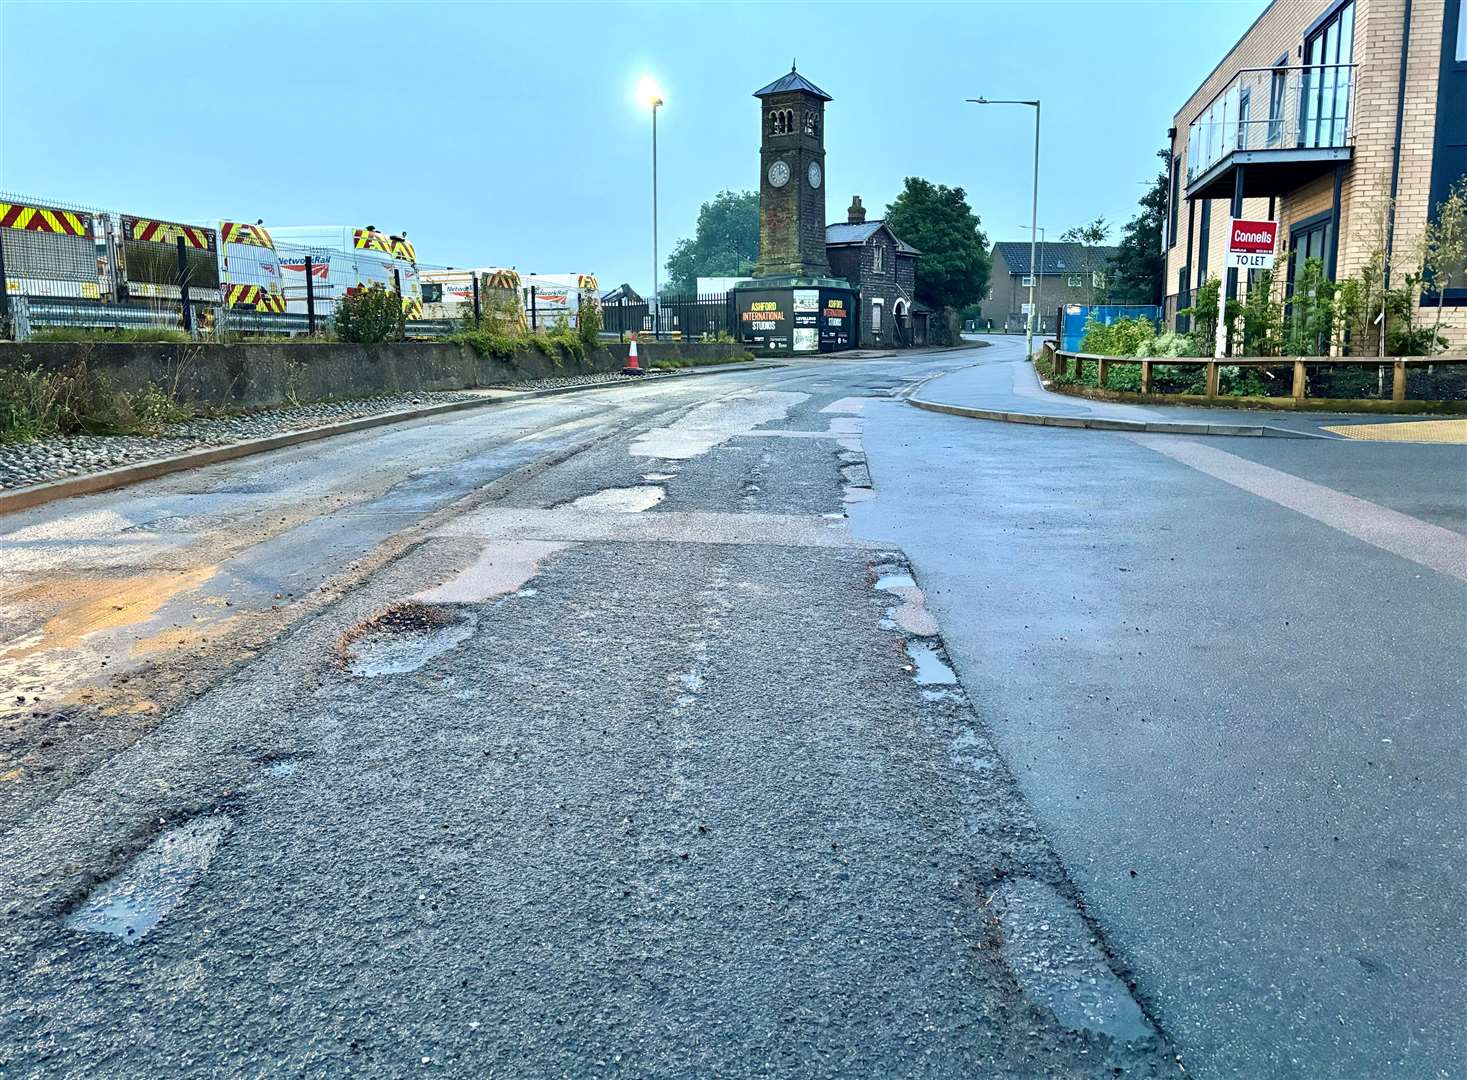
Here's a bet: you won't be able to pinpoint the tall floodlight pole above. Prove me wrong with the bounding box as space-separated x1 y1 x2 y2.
969 97 1041 358
638 77 664 341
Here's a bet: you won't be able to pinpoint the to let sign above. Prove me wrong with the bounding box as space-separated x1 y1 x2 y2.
1226 218 1278 270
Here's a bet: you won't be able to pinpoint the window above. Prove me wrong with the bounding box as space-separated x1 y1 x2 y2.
1167 154 1180 247
768 109 795 135
1459 0 1466 61
1287 211 1334 303
421 283 443 304
871 299 883 338
1067 274 1082 288
1268 55 1288 144
1092 270 1106 290
1301 0 1355 148
1020 274 1035 288
1236 86 1252 151
871 244 884 272
985 286 994 301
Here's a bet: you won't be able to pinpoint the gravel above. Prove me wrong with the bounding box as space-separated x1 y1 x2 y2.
0 373 672 491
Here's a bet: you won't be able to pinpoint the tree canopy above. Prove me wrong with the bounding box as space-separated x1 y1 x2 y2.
663 190 759 295
1107 149 1169 305
883 178 989 311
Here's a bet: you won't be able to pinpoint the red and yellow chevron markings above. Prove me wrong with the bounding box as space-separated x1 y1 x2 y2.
577 274 599 291
390 235 416 263
402 295 423 319
220 221 275 249
0 201 91 236
126 216 213 249
353 228 392 254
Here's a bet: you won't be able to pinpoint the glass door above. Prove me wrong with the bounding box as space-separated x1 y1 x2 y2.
1301 1 1355 148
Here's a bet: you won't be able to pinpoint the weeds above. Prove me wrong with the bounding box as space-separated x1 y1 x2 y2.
0 361 195 443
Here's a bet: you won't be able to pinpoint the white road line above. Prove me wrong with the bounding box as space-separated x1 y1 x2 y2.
1132 435 1467 583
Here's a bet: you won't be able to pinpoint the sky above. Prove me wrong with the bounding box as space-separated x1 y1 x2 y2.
1 0 1266 294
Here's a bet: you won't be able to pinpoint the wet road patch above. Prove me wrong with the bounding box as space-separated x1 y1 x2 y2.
339 602 478 677
64 815 230 945
561 485 666 512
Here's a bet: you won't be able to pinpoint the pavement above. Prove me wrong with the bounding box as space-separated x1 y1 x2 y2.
1 339 1462 1078
921 338 1461 439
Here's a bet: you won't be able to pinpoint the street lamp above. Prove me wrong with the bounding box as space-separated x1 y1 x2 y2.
637 76 664 339
968 97 1041 359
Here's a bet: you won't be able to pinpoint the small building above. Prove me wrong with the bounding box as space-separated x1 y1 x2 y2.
825 196 921 347
980 241 1119 335
1162 0 1465 351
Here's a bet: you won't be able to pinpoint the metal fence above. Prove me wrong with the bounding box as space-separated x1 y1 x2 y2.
599 292 737 342
0 190 462 342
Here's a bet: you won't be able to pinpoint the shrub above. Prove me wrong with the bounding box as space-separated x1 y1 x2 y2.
1135 331 1200 358
0 361 193 442
334 286 403 344
577 298 602 351
30 326 191 344
1079 314 1156 356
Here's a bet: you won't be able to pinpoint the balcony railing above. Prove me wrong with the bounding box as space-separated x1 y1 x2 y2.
1186 64 1356 186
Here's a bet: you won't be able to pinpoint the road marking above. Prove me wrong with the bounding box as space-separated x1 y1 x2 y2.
1133 435 1467 583
1321 418 1467 444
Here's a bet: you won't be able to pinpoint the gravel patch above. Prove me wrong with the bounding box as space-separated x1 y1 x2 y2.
0 373 669 491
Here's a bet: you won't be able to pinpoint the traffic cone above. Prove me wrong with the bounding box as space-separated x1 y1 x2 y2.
621 332 646 376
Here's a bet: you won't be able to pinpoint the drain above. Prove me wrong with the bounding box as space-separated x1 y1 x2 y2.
65 815 231 945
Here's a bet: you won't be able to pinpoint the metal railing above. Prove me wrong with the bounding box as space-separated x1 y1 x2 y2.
1186 64 1356 185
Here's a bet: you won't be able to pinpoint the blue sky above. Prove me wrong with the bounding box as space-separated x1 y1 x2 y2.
1 0 1264 293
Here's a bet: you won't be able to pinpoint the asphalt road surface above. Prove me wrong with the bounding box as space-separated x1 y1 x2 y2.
1 340 1461 1078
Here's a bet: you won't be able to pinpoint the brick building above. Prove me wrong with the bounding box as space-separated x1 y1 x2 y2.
980 241 1120 334
1163 0 1466 351
825 196 922 347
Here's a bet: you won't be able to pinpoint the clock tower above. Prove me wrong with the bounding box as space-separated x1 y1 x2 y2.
754 66 831 279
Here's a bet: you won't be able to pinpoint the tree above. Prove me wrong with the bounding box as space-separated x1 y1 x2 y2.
1422 177 1467 355
1060 216 1111 305
1108 148 1169 305
663 190 759 294
883 177 989 311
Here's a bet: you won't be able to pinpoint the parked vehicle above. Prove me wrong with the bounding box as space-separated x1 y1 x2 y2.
522 273 599 328
420 267 522 322
217 221 285 313
269 226 423 319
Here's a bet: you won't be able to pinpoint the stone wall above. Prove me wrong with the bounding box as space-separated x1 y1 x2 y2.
0 339 750 412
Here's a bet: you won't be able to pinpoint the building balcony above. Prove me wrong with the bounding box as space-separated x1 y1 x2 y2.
1185 64 1355 200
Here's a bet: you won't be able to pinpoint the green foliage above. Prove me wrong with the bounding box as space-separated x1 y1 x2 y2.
1180 276 1224 356
1078 314 1156 356
1284 257 1333 355
1422 177 1467 354
664 190 759 293
1239 269 1284 356
334 286 404 344
577 298 602 350
883 177 989 310
0 361 193 443
1108 148 1170 304
1135 331 1201 358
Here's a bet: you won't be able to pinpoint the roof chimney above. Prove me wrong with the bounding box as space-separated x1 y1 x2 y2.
848 196 866 225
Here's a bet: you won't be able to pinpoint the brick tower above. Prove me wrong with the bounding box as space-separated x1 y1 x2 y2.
753 66 832 279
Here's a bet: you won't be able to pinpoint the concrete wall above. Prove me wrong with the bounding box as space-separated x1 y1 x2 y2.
0 339 750 412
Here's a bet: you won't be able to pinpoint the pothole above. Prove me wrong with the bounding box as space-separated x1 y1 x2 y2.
563 485 665 512
64 815 231 945
339 602 478 677
990 877 1157 1044
874 565 939 637
905 640 956 685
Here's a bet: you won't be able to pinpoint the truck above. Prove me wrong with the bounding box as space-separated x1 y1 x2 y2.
269 225 423 319
420 267 523 325
217 221 285 313
521 273 599 329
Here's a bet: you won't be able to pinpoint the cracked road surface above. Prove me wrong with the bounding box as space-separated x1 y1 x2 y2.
3 340 1459 1078
1 350 1176 1078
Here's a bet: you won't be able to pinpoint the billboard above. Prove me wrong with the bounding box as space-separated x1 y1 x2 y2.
737 289 792 351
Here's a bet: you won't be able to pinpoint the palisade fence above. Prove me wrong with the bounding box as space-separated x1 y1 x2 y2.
0 190 455 342
599 292 739 343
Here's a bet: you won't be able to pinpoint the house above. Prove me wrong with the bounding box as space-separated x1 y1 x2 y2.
1163 0 1465 351
979 241 1120 335
824 196 922 347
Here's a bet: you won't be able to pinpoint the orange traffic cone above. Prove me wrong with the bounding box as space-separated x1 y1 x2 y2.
621 332 646 376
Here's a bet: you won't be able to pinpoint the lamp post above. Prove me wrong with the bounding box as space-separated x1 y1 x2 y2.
1019 224 1044 336
638 76 664 341
968 97 1040 359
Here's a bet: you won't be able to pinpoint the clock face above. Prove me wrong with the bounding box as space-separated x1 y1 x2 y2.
768 160 791 188
807 160 823 189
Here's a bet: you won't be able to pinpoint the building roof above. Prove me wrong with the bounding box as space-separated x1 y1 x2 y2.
753 67 833 101
992 241 1119 275
826 220 921 255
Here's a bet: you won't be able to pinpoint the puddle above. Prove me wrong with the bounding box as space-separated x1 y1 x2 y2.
679 671 705 691
641 472 676 482
414 541 567 604
990 877 1156 1044
564 485 665 513
342 604 478 677
875 571 917 591
264 759 299 778
65 816 231 945
906 641 956 685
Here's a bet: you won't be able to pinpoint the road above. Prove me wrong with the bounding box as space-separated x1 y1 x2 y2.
1 339 1462 1078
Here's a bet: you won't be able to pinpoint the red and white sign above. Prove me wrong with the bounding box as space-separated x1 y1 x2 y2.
1226 218 1278 269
